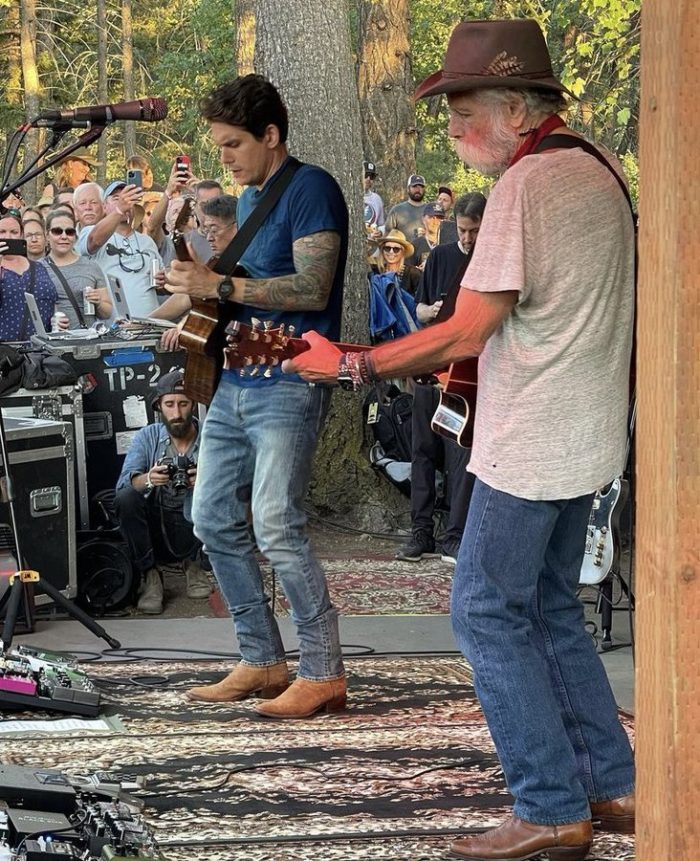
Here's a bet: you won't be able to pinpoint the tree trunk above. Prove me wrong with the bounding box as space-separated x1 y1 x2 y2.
19 0 40 202
357 0 416 210
96 0 109 186
254 0 405 519
121 0 136 158
235 0 255 76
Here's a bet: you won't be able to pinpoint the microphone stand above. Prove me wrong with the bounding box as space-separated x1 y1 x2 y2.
0 127 121 652
1 124 107 201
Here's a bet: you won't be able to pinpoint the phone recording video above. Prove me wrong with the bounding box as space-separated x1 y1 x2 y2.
175 154 191 172
0 238 28 257
126 168 143 188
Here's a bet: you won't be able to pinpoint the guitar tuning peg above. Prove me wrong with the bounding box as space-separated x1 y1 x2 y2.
287 325 296 336
277 323 286 336
239 368 246 377
263 367 273 378
251 317 261 329
263 320 273 330
249 366 260 377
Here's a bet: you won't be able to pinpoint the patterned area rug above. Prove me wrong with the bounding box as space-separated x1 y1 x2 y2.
3 656 635 861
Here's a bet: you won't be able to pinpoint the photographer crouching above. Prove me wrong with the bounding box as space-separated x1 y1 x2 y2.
115 371 212 614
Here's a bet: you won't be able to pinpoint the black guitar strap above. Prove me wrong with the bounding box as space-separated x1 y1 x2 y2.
211 156 303 278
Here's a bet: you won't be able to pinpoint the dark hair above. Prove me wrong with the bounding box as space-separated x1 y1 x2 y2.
194 179 224 196
200 74 289 143
0 212 24 233
201 194 238 223
45 208 76 231
22 207 44 226
454 192 487 221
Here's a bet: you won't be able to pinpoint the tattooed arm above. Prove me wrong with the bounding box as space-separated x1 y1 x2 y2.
164 230 341 311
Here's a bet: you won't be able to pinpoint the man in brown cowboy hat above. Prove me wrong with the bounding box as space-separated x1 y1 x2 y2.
284 18 635 860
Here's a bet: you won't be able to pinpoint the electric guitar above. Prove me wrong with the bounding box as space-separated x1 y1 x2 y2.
429 358 479 448
579 477 629 585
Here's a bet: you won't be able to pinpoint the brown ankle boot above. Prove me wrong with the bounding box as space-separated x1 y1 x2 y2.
255 676 347 719
186 661 289 703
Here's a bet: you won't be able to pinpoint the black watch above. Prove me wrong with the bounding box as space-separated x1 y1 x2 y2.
217 276 234 304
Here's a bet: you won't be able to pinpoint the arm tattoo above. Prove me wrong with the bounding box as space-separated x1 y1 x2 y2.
240 231 341 311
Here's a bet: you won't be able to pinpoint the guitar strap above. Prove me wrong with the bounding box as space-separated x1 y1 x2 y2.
535 135 637 227
211 156 303 278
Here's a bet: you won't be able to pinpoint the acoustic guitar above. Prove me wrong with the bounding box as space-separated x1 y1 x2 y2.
429 358 479 448
170 227 248 405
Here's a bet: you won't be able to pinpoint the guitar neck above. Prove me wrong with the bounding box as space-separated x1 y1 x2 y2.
287 338 370 357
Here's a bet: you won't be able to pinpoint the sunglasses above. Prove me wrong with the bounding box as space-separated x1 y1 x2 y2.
49 226 77 237
382 245 403 254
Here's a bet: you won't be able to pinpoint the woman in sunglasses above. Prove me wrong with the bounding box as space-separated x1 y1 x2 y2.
0 211 57 340
41 210 112 328
377 229 422 296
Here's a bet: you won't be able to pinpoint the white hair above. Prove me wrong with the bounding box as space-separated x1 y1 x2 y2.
73 182 104 203
473 87 567 118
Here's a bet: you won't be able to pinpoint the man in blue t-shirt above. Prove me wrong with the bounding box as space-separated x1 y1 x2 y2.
165 74 348 719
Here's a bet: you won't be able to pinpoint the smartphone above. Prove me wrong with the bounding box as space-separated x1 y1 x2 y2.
126 168 143 188
175 154 191 172
439 292 447 300
0 238 27 256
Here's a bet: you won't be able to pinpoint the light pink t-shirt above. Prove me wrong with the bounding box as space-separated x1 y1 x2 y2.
462 147 635 500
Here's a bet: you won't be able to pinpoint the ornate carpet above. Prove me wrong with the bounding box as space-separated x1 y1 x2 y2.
2 656 635 860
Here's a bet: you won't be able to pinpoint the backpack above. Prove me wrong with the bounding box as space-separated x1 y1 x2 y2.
363 383 413 496
0 344 25 396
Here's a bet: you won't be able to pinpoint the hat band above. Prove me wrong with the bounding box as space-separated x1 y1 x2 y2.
441 67 556 82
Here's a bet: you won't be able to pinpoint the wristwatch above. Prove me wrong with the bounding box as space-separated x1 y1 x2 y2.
217 276 234 304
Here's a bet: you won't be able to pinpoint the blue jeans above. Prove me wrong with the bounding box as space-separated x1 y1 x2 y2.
192 377 344 681
451 478 635 824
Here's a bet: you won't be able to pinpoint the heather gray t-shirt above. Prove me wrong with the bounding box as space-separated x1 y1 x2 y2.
385 200 425 241
41 256 107 328
463 147 635 500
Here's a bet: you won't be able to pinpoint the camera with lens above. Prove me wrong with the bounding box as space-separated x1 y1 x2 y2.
157 454 194 492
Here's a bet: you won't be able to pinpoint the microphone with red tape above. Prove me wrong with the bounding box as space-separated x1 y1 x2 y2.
32 97 168 128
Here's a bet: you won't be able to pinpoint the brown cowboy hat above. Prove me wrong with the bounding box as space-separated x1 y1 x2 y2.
377 229 414 259
58 146 101 167
414 19 574 101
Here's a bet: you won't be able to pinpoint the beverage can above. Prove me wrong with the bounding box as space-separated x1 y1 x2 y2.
150 258 160 289
50 311 69 332
83 294 96 317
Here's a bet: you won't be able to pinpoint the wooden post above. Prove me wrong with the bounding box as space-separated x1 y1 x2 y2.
637 2 700 858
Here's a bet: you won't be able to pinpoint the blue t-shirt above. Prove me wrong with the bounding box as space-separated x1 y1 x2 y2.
0 261 57 341
222 158 348 387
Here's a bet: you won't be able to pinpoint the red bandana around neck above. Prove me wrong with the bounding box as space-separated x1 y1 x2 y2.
508 114 566 169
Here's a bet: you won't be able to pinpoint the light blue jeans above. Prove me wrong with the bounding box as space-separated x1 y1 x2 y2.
451 478 635 824
192 377 344 681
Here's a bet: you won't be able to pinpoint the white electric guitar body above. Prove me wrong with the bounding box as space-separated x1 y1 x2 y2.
579 478 629 586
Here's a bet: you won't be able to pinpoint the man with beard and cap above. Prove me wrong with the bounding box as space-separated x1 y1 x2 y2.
282 18 635 861
384 174 427 241
115 371 211 615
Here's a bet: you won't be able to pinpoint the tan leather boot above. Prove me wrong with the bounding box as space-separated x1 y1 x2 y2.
186 661 289 703
255 676 347 719
450 815 592 860
590 793 635 833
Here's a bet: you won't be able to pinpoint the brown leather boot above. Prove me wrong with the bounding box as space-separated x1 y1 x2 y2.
450 815 592 861
255 676 347 719
186 661 289 703
590 793 635 833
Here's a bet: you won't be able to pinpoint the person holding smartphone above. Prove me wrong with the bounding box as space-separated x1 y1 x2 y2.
0 211 58 340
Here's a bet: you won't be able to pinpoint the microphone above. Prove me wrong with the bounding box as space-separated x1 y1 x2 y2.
32 98 168 128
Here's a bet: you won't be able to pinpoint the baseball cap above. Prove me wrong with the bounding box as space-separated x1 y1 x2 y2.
438 186 454 198
407 174 426 188
364 160 377 177
423 202 446 218
103 180 126 200
152 370 188 409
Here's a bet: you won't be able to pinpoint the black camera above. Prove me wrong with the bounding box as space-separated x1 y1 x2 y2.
157 455 194 492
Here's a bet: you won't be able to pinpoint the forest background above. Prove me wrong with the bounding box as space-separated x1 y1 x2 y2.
0 0 640 519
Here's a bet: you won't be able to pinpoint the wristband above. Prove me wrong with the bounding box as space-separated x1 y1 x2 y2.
337 354 356 391
145 474 154 493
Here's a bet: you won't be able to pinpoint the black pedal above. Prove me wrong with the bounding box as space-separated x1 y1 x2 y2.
0 766 76 814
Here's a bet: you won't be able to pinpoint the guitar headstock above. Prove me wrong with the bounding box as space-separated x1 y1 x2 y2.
223 318 304 378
